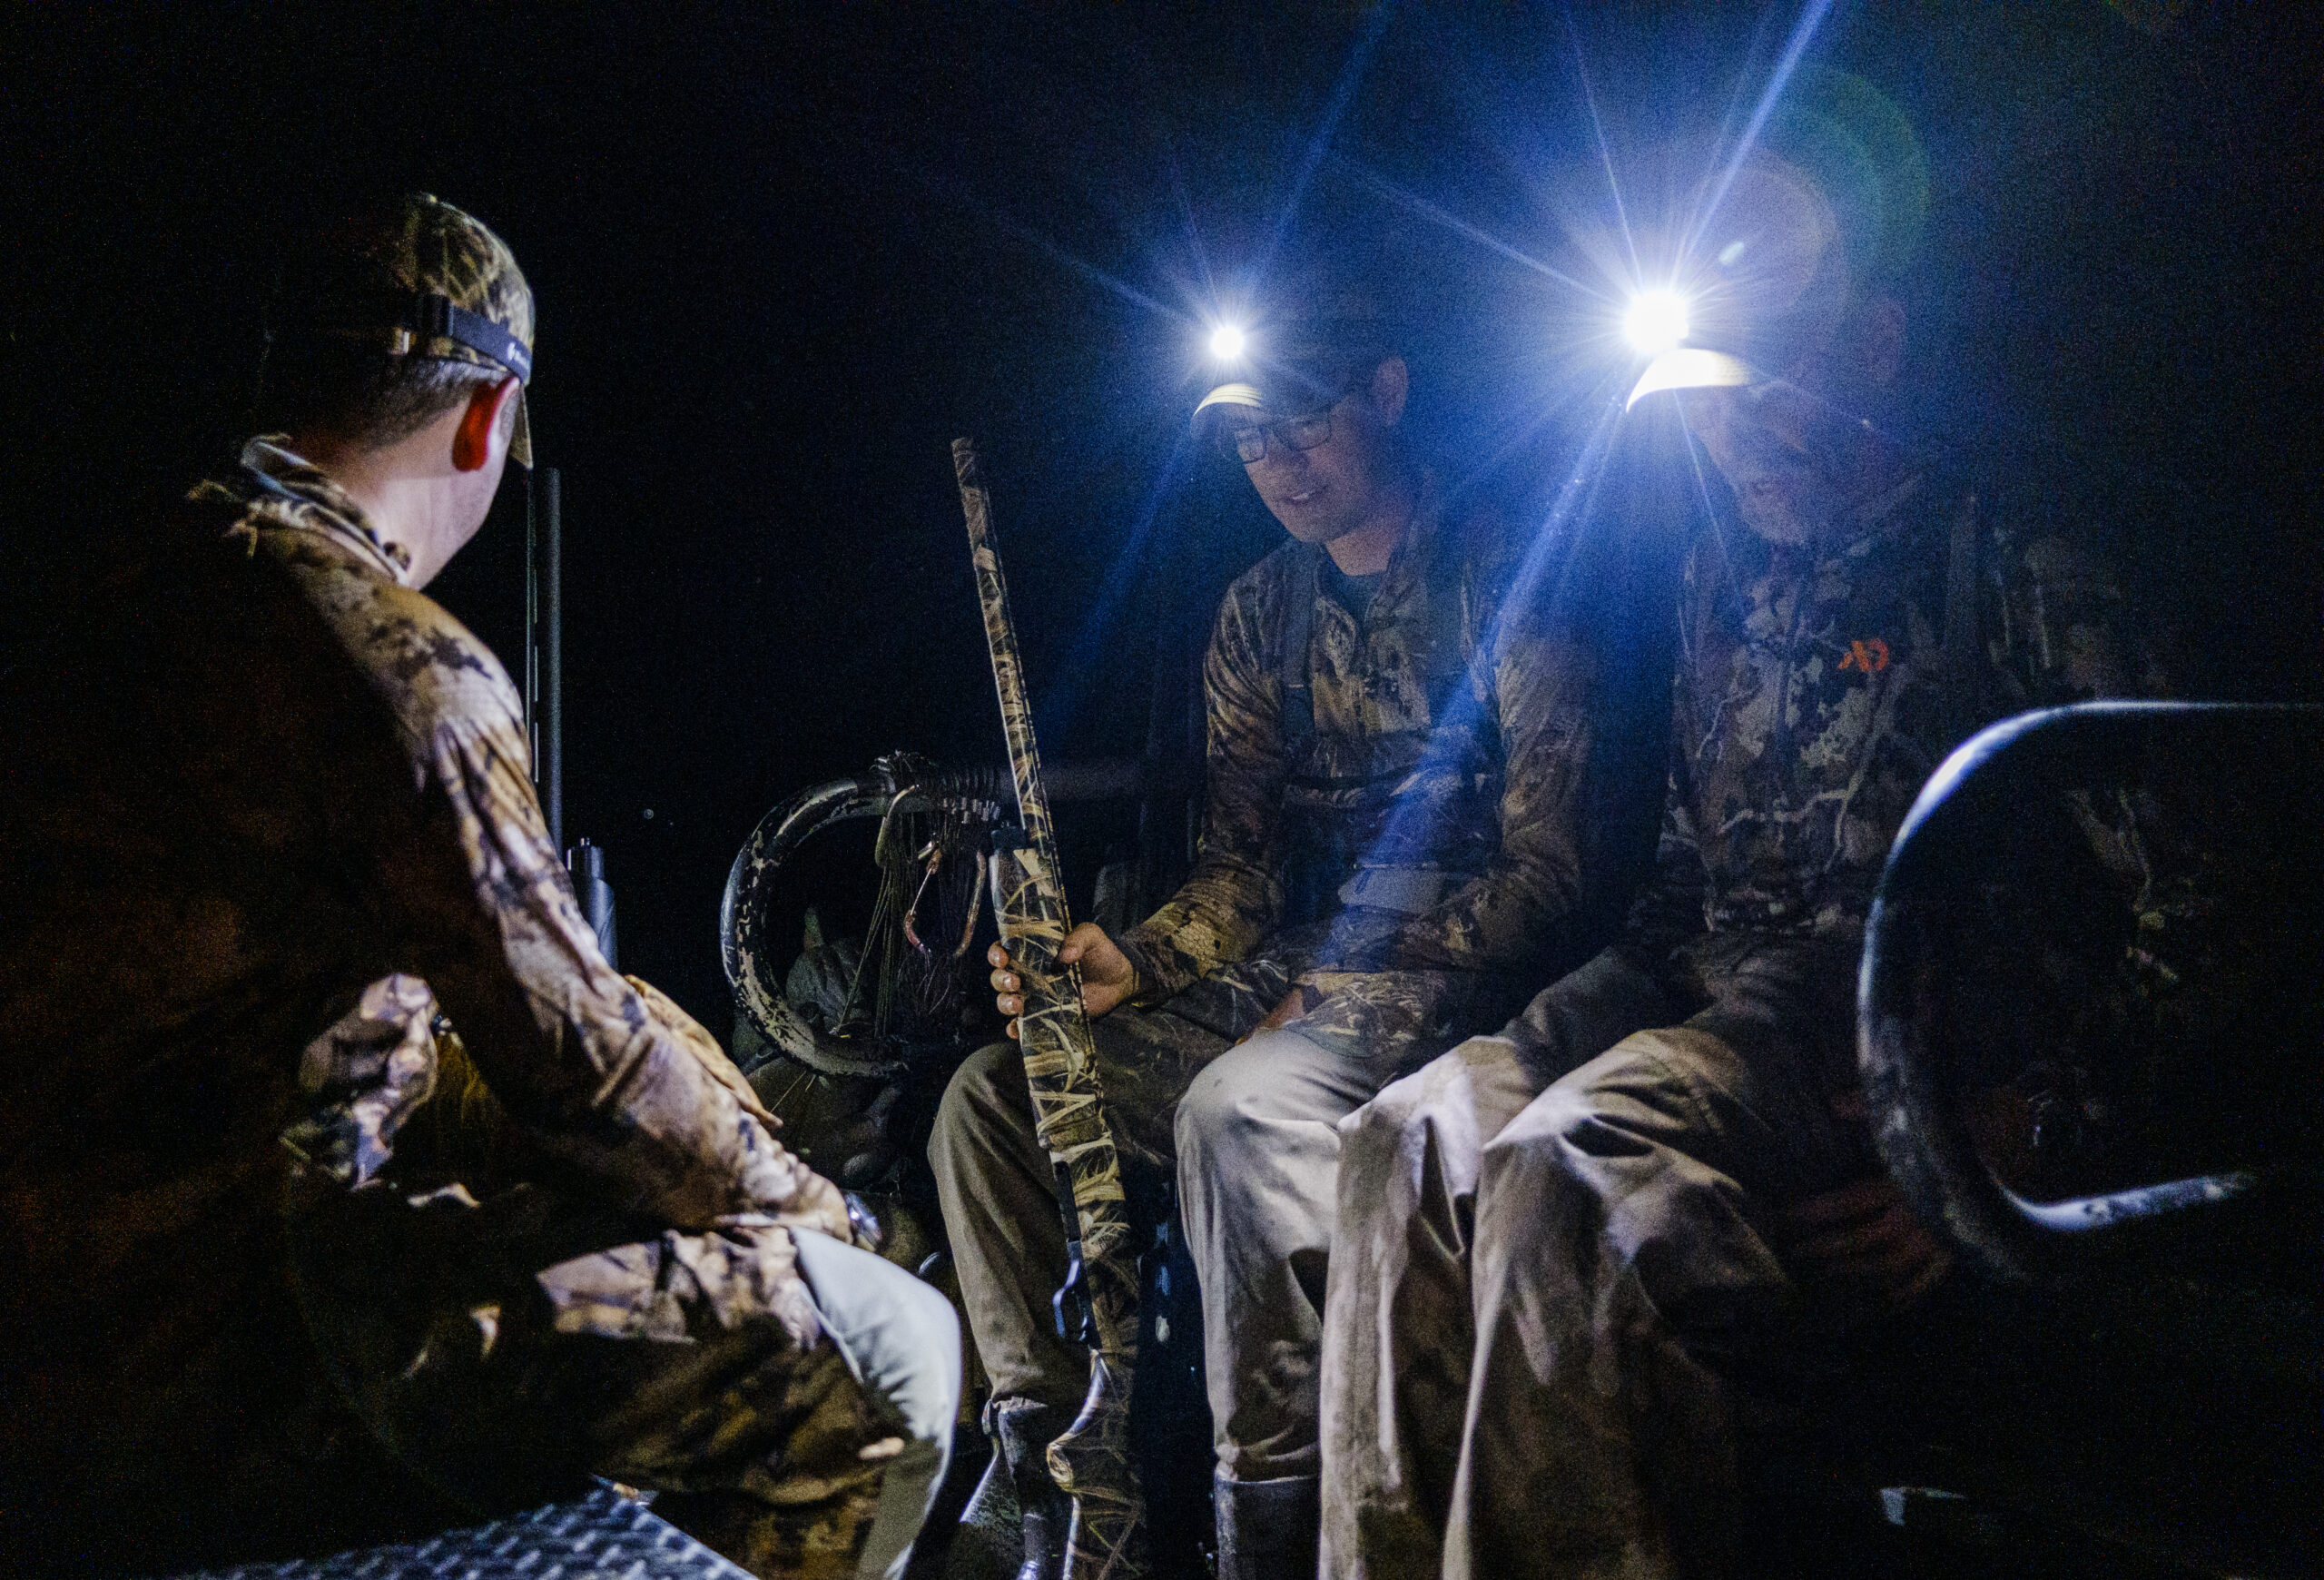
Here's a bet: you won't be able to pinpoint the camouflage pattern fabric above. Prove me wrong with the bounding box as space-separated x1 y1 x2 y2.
0 440 868 1575
1116 485 1594 1063
1080 941 1313 1169
930 943 1312 1428
1637 460 2152 948
381 193 536 377
287 1136 891 1580
284 191 536 378
959 437 1146 1577
933 478 1600 1520
1320 456 2165 1578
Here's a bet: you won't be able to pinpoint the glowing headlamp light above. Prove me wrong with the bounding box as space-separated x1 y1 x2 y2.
1622 289 1690 357
1620 289 1763 409
1208 322 1247 362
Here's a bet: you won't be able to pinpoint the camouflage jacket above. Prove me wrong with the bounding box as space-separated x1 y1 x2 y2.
1632 457 2158 950
1118 488 1593 1056
0 441 845 1437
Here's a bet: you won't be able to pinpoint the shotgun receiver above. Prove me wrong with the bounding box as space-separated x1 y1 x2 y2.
953 438 1147 1578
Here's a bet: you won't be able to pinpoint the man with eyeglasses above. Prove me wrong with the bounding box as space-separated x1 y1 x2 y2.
931 273 1600 1577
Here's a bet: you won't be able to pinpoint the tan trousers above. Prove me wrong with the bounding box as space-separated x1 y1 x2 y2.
1321 934 1869 1579
931 1000 1415 1481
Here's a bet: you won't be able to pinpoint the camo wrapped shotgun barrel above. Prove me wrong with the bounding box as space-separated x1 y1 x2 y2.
954 438 1147 1579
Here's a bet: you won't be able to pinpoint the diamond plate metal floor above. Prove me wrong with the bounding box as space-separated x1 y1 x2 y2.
171 1487 753 1580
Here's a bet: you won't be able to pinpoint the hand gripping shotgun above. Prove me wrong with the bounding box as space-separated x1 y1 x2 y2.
953 438 1147 1579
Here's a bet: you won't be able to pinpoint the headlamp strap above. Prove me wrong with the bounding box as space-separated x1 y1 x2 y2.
405 293 533 384
300 290 533 384
1276 548 1321 761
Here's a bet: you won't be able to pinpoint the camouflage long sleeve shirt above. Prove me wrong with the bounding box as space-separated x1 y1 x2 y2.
1630 456 2161 952
1117 489 1594 1056
0 441 846 1454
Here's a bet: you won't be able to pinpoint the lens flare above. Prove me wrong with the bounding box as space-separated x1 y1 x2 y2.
1623 290 1689 356
1208 323 1246 361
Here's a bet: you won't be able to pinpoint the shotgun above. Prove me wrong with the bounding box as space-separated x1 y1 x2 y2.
953 437 1147 1579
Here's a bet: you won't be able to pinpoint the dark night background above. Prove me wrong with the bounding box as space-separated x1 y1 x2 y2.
4 1 2318 1038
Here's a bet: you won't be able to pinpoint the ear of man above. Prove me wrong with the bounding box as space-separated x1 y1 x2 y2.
451 376 522 473
1859 295 1906 390
1366 355 1411 427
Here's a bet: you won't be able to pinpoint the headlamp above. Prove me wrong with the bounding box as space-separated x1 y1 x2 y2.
1189 295 1389 436
1622 289 1690 357
1620 286 1760 410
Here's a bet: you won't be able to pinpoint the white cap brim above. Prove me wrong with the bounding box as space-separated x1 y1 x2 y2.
1626 349 1758 410
1192 381 1265 424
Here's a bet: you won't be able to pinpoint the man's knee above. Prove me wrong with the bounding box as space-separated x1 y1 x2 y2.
1175 1035 1299 1164
1493 1076 1590 1154
1476 1047 1653 1207
1491 1025 1699 1149
1344 1036 1522 1156
1344 1061 1434 1144
793 1231 962 1451
1480 1027 1748 1249
1515 1025 1739 1170
1334 1054 1456 1202
875 1271 964 1449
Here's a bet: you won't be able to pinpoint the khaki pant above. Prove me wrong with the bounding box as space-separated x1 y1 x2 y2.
931 989 1418 1481
1321 933 1870 1579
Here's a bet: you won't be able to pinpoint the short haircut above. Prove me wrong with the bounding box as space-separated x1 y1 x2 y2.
254 340 501 452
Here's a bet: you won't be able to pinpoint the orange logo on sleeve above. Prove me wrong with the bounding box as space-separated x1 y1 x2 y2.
1837 637 1891 675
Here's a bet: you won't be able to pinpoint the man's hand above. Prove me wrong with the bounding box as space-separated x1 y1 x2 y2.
1780 1173 1954 1326
990 923 1136 1040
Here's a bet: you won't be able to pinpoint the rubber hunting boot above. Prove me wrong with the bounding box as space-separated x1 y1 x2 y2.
1214 1468 1321 1580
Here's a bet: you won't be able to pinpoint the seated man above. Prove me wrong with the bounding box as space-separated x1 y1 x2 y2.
1320 125 2164 1577
931 270 1598 1577
0 195 957 1580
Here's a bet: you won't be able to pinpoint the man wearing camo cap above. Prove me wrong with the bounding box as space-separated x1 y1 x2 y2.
1318 78 2170 1578
935 264 1604 1578
0 193 957 1579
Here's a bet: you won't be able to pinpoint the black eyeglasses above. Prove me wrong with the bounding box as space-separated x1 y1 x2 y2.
1212 398 1345 465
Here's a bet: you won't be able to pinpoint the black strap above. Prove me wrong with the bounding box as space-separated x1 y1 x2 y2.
291 289 532 383
417 293 533 383
1941 489 1982 752
1276 546 1324 766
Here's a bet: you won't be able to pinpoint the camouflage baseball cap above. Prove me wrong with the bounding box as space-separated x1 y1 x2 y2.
1193 270 1398 427
280 193 537 464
